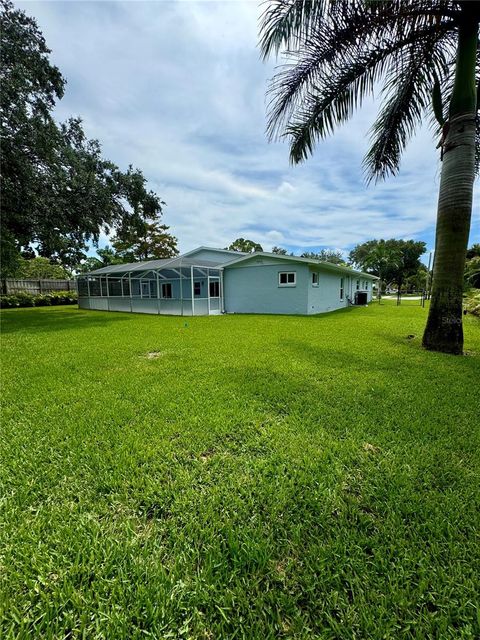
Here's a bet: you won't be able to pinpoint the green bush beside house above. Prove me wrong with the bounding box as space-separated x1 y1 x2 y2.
0 290 78 309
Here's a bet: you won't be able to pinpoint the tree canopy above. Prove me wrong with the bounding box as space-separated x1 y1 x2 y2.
301 249 346 265
15 257 71 280
112 219 179 262
466 244 480 260
350 239 426 290
76 248 125 274
0 1 170 277
260 0 479 176
226 238 263 253
465 245 480 288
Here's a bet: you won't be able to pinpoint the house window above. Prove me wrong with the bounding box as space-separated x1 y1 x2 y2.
365 281 369 290
356 279 360 290
209 281 220 297
279 272 296 287
340 277 344 300
311 272 319 286
162 283 172 298
194 281 201 296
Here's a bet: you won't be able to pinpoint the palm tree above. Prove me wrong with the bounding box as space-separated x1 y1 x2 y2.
260 0 479 355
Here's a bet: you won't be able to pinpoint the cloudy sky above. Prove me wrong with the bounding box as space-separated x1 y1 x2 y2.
20 0 479 260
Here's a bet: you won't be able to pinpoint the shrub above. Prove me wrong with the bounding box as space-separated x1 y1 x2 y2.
14 291 36 307
464 289 480 317
48 291 78 305
34 294 52 307
0 290 78 309
0 295 21 308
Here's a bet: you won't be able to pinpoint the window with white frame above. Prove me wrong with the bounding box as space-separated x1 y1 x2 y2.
279 272 296 287
365 281 369 290
356 279 360 290
311 272 319 286
340 277 344 300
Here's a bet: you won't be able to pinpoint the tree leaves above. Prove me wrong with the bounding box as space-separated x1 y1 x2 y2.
112 220 179 261
0 1 168 276
349 238 427 287
226 238 264 252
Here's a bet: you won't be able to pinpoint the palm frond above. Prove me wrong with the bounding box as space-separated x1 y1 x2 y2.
260 0 458 61
285 50 390 163
265 5 406 139
365 32 453 180
261 0 462 178
267 18 452 145
259 0 331 60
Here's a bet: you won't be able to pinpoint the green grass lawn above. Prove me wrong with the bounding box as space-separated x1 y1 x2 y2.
1 304 479 639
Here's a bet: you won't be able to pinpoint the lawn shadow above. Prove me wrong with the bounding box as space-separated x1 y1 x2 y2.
222 332 479 449
372 330 480 374
280 337 400 376
0 307 134 335
222 361 372 444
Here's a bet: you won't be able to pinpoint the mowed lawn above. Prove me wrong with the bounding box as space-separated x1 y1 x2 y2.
1 304 479 640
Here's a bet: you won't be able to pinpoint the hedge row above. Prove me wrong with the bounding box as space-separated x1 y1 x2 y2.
0 290 78 308
464 289 480 317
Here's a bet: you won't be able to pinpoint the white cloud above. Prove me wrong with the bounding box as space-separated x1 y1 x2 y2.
18 0 479 259
265 230 284 244
277 181 296 196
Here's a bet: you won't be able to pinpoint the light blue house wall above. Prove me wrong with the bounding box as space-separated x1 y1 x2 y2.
307 271 373 314
224 257 309 314
346 275 374 303
224 256 376 316
307 268 346 314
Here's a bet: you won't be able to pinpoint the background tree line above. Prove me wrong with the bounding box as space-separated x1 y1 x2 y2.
226 235 478 296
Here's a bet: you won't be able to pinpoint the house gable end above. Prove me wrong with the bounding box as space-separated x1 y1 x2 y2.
181 247 247 265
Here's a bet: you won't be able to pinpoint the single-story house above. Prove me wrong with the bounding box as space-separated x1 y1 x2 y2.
77 246 378 316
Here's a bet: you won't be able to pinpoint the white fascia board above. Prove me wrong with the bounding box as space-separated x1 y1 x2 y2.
180 246 248 259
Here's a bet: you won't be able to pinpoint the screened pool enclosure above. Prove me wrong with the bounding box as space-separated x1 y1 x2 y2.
77 256 223 316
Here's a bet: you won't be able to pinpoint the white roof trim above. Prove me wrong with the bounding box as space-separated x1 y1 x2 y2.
180 246 247 258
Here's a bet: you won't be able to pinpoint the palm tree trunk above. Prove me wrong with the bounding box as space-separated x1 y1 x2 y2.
422 16 478 355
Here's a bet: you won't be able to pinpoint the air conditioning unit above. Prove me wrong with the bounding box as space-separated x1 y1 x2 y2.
355 291 368 305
